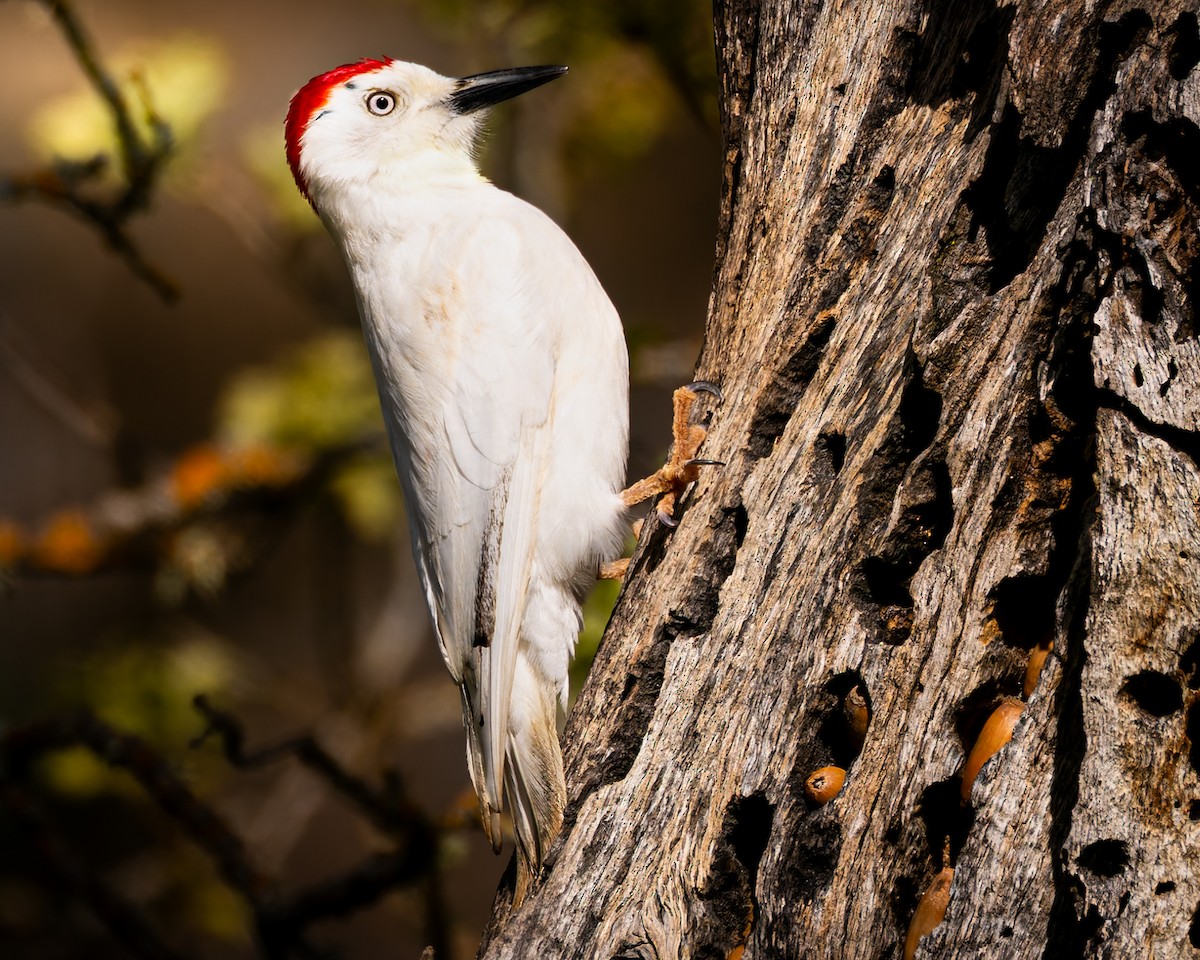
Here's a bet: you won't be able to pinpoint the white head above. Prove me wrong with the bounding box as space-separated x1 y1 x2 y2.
285 59 566 212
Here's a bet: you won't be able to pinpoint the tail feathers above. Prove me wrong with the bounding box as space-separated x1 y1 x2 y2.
460 656 567 904
506 704 565 905
459 686 502 852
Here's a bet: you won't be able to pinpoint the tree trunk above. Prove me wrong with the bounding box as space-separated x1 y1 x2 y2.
480 0 1200 956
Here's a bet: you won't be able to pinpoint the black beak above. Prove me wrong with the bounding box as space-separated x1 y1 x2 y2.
448 65 567 115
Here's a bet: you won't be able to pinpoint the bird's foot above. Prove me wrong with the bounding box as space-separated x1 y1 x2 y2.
598 557 630 581
620 381 723 527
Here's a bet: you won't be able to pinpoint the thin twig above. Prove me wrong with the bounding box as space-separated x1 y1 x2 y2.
0 782 188 960
191 695 430 840
42 0 145 178
0 0 178 301
3 434 383 581
1 712 271 904
190 697 448 960
1 705 450 960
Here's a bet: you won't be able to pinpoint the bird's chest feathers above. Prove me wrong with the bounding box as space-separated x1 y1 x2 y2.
344 236 468 449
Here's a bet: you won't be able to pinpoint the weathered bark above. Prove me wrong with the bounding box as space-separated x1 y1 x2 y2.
481 0 1200 957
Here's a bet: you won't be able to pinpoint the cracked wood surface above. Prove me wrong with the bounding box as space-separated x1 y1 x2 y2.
479 0 1200 957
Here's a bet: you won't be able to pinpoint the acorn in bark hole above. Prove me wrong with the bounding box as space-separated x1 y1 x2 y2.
960 697 1023 803
803 765 846 805
904 866 954 960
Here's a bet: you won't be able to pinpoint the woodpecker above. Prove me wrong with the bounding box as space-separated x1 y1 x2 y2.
285 58 716 898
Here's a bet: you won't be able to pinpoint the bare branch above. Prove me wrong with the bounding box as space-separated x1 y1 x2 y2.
0 712 271 903
0 706 452 959
0 435 382 584
191 695 432 841
0 0 178 301
0 782 188 960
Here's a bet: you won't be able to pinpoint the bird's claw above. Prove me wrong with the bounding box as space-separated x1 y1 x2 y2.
619 381 725 523
686 380 724 402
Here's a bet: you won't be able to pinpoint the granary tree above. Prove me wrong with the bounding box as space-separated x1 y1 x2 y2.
479 0 1200 956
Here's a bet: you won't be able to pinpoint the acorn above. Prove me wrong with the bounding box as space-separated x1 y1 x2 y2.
844 685 870 750
1023 642 1053 698
803 765 846 806
903 866 954 960
960 697 1023 803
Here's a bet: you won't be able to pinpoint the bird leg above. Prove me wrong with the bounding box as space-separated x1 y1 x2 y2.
598 383 722 582
598 557 630 581
596 518 644 581
622 380 723 525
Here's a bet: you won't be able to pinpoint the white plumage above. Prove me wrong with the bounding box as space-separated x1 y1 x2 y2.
286 59 629 887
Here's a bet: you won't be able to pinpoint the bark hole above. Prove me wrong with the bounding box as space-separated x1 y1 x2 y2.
745 311 836 460
1189 799 1200 822
857 354 942 534
817 672 870 767
1155 881 1176 895
815 429 846 475
802 160 857 266
917 778 975 865
659 500 748 630
1120 248 1165 329
1167 11 1200 81
725 793 773 897
1118 671 1184 717
889 459 954 566
835 165 897 268
890 875 922 945
884 819 903 845
988 574 1059 650
1121 109 1200 342
857 556 914 609
909 0 1014 139
589 624 674 791
1186 700 1200 776
1160 359 1178 397
778 812 842 905
1077 839 1131 877
1190 902 1200 948
963 11 1151 292
697 792 775 957
732 502 749 549
853 359 946 644
851 568 911 645
1118 108 1195 200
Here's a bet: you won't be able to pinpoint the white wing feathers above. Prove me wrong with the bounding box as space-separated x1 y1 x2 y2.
402 210 565 861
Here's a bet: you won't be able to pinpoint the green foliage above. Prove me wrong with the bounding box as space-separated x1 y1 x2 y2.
29 34 229 178
242 122 322 232
218 333 401 540
409 0 717 170
569 564 624 701
42 632 239 798
218 333 383 450
35 635 253 944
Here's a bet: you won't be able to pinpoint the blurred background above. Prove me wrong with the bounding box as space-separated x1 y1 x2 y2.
0 0 718 957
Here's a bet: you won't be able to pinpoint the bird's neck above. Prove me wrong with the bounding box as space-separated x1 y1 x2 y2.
315 152 488 245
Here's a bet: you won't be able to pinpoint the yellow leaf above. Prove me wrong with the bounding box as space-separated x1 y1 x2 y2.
29 35 228 169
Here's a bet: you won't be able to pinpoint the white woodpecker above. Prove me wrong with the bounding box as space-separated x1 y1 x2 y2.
285 58 718 900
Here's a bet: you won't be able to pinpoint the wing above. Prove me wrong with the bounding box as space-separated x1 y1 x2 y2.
405 207 561 837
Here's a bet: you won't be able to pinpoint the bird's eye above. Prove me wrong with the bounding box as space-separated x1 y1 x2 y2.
365 90 397 116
